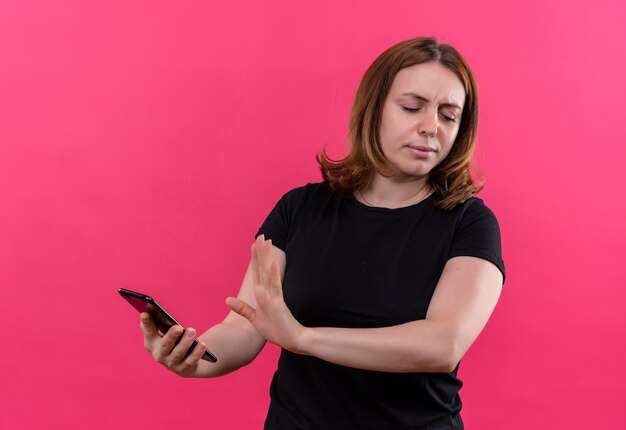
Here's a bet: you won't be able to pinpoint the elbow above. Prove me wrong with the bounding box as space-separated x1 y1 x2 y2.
432 335 464 373
430 356 459 373
437 358 460 374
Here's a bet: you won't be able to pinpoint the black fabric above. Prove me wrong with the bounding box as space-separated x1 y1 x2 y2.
257 182 505 430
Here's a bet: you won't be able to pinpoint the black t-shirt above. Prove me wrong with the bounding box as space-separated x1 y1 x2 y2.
257 182 505 430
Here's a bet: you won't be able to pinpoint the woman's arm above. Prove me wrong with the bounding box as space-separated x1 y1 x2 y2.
141 245 286 378
296 255 502 372
227 236 502 373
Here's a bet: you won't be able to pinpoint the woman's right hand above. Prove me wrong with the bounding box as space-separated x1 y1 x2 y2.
140 312 208 378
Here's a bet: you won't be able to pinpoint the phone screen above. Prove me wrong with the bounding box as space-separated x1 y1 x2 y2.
118 288 217 362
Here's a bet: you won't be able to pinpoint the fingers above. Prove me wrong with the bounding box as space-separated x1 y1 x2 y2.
153 324 184 361
141 313 161 353
258 239 271 290
151 325 204 372
171 329 208 374
167 327 198 364
140 313 206 377
252 235 274 289
140 312 157 337
226 296 256 321
251 237 261 286
269 260 283 297
184 340 208 366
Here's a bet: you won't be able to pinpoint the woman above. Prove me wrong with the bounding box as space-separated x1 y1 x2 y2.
141 37 505 429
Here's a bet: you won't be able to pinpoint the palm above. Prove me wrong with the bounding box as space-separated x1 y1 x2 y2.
226 236 303 352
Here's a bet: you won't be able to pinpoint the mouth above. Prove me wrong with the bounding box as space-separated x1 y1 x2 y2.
406 145 437 158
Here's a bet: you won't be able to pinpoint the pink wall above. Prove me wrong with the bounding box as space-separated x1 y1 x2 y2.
1 1 625 428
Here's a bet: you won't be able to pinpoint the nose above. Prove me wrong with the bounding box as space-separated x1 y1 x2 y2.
418 111 438 137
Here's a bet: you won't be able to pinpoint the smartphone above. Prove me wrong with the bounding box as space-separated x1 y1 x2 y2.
118 288 217 363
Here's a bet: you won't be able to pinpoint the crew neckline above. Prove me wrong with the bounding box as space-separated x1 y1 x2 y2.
346 191 437 214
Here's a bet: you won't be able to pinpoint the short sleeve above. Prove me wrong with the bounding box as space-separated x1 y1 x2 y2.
449 199 506 282
255 186 306 251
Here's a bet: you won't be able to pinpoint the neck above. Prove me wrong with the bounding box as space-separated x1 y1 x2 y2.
358 173 431 209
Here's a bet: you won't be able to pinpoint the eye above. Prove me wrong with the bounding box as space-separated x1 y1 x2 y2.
402 106 420 113
439 113 457 123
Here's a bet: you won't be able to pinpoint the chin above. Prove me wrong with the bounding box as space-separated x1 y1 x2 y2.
395 169 432 180
386 157 436 179
398 164 434 178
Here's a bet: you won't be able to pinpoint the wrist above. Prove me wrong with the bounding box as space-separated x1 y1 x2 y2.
293 325 314 356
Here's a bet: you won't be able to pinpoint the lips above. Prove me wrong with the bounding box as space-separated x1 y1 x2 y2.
406 145 436 158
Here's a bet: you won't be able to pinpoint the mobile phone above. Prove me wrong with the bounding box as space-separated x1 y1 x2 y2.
118 288 217 363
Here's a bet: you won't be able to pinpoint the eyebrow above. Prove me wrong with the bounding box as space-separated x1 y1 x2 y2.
400 92 463 111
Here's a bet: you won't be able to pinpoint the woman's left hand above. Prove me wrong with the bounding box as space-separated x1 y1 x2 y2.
226 235 305 353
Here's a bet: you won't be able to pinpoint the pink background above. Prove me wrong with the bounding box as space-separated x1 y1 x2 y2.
1 1 625 428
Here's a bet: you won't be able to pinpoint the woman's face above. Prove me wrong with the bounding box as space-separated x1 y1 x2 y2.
378 62 466 179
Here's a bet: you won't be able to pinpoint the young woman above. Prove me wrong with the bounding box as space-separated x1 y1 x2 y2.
140 37 505 429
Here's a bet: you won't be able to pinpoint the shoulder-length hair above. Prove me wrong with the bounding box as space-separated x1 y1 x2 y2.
318 37 481 211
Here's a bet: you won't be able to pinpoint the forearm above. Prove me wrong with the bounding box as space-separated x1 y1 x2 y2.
193 318 266 378
295 319 459 373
